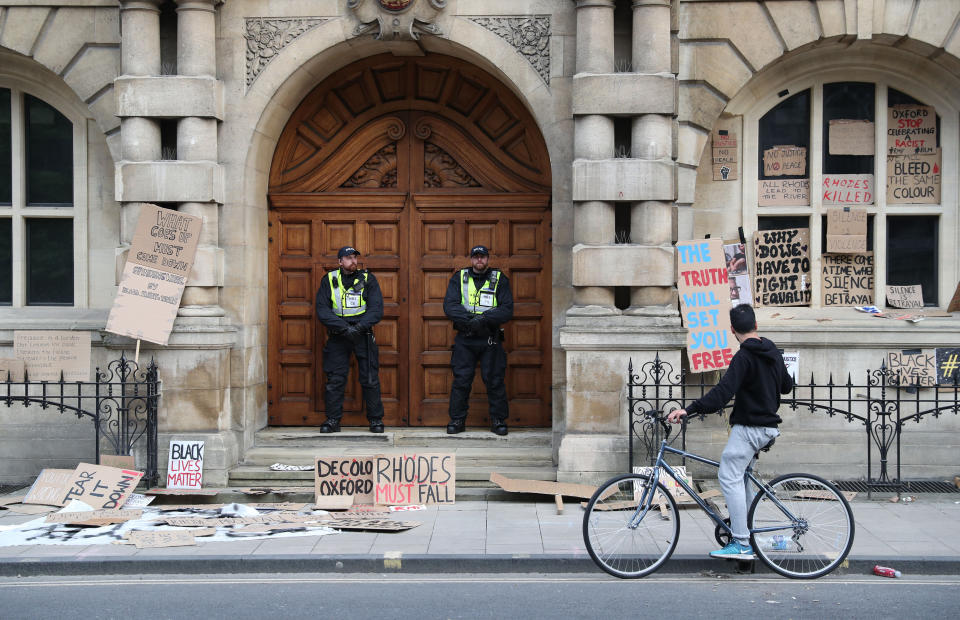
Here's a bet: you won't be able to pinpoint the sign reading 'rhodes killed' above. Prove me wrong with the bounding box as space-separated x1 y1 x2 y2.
106 204 202 345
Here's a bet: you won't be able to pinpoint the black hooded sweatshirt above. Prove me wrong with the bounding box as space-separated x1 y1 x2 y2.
685 336 794 427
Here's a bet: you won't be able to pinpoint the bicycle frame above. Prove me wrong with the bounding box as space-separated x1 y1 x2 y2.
630 440 804 537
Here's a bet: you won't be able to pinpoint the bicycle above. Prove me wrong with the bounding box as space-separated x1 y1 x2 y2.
582 429 855 579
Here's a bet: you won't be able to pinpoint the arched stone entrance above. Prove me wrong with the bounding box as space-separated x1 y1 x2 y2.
267 53 552 428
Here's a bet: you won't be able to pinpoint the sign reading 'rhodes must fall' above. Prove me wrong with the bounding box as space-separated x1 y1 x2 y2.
106 204 202 345
676 238 737 373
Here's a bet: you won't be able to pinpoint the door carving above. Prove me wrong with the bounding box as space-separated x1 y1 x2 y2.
268 54 551 427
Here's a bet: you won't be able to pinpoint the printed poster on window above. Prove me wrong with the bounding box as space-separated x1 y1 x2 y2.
753 229 811 307
106 204 202 345
677 239 738 372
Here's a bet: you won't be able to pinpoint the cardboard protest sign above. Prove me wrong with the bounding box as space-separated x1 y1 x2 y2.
166 440 204 490
489 472 597 499
887 349 936 387
121 493 155 508
634 465 694 502
315 455 376 504
753 229 811 307
14 331 91 381
826 207 868 253
106 203 202 345
828 119 875 155
677 239 737 372
949 282 960 313
887 149 941 204
23 469 74 506
101 455 135 469
61 464 144 509
45 509 143 526
936 348 960 386
763 146 806 177
128 530 197 549
374 454 455 505
0 358 25 382
822 253 874 306
712 130 737 181
887 104 937 155
322 518 420 532
758 178 809 206
144 487 219 496
781 351 799 382
823 175 874 206
886 285 924 309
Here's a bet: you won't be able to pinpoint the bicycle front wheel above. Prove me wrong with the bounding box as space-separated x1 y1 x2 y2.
748 473 855 579
582 473 680 578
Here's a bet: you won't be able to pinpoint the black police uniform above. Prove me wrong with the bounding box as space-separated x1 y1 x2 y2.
443 263 514 433
315 265 385 430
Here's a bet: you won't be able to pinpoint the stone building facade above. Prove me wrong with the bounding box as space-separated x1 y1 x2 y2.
2 0 958 485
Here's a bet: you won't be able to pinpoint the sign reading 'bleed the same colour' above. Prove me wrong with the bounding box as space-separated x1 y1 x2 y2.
677 239 736 373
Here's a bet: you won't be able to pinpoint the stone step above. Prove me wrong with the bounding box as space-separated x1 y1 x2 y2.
240 446 553 467
250 427 552 449
227 464 558 488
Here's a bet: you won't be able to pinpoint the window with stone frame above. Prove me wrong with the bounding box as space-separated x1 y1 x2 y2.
746 78 954 308
0 86 80 307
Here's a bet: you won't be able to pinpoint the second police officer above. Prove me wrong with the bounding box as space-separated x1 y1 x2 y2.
314 246 385 433
443 245 514 435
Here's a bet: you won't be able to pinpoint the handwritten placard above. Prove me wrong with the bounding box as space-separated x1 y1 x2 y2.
677 239 737 372
886 285 924 309
315 455 376 504
826 207 868 253
14 331 91 381
166 440 204 490
0 358 25 382
781 351 799 382
712 130 738 181
828 119 875 155
822 175 874 206
753 229 811 307
62 463 144 509
374 454 456 505
106 203 202 345
822 253 874 306
758 178 809 206
887 149 941 204
887 105 937 155
887 350 936 387
763 146 806 177
23 469 74 506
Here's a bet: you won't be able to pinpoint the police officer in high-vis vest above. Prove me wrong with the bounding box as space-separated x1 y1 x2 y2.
315 246 385 433
443 245 514 435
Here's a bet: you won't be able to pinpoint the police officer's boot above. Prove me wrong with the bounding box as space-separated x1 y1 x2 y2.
490 419 508 436
319 419 341 433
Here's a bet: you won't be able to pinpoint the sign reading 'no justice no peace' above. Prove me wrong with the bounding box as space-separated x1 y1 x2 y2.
677 239 737 373
106 204 202 345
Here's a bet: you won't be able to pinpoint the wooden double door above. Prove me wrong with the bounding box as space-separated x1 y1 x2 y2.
267 54 552 428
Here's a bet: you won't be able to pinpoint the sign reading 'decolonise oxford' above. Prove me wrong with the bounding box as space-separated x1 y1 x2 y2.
374 454 456 505
753 228 811 307
106 204 202 345
315 455 377 504
166 440 204 490
677 239 736 373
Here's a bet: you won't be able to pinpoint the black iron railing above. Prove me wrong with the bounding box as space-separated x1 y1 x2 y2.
2 353 161 487
627 353 960 493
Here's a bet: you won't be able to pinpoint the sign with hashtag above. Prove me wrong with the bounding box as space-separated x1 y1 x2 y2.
936 348 960 386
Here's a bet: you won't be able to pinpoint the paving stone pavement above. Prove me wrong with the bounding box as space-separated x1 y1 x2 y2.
0 492 958 576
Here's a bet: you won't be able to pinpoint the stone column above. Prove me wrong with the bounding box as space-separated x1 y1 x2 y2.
119 1 163 248
175 0 222 317
571 0 617 315
629 0 675 309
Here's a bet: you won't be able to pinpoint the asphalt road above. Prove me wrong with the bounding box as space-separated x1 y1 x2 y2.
1 573 957 619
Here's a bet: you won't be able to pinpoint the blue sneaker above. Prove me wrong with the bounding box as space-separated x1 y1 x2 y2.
710 541 755 559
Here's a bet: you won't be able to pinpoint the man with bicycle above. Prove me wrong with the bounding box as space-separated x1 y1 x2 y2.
667 304 794 559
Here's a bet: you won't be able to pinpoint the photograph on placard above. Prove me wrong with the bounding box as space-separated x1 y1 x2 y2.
723 242 748 276
729 274 752 307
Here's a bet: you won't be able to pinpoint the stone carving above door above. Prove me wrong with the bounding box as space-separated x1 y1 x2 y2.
349 0 446 40
424 142 480 188
466 16 551 85
342 143 399 188
244 17 328 90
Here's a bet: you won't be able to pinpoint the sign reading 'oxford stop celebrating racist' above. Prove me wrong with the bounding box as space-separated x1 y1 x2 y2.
677 239 737 373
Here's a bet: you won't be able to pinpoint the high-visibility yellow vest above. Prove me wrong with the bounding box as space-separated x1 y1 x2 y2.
460 268 500 314
329 269 368 317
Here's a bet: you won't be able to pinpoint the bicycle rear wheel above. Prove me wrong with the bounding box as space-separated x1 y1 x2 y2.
748 473 854 579
582 473 680 579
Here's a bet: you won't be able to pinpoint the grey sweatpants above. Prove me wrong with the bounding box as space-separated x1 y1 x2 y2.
719 424 780 545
